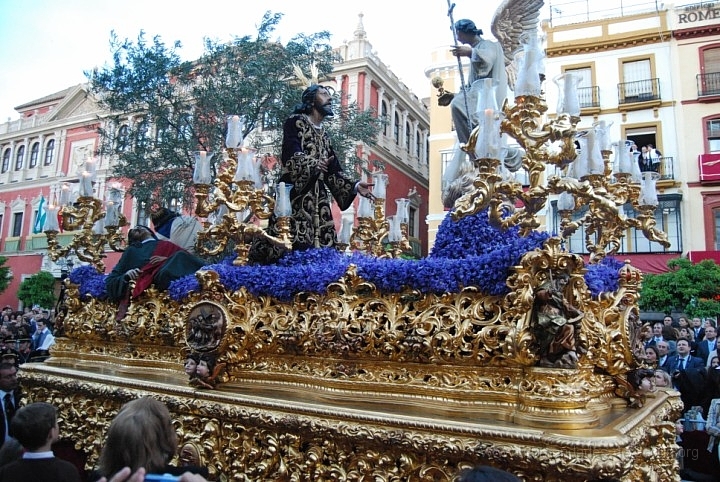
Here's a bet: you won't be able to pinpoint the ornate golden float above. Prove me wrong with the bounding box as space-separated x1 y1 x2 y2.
26 9 682 481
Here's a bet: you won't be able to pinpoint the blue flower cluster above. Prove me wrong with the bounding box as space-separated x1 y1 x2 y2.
68 265 108 300
66 210 624 303
584 256 624 296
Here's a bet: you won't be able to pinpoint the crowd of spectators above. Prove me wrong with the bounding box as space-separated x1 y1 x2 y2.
0 305 56 367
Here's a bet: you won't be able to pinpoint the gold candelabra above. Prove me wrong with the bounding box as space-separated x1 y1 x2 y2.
44 188 128 272
455 93 670 264
346 196 412 259
193 148 292 265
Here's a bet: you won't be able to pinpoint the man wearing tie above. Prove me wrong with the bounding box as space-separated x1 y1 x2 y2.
668 338 706 410
31 319 54 361
0 362 20 443
692 317 705 342
697 325 718 366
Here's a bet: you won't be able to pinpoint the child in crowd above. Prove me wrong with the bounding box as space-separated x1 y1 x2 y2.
0 402 81 482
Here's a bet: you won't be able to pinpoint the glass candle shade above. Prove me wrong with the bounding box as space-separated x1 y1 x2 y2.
43 205 60 232
192 151 214 185
234 149 256 182
225 115 243 149
79 171 94 197
274 182 293 217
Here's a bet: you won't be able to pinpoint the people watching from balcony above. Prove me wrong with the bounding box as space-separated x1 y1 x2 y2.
639 144 661 172
248 84 373 264
105 226 207 319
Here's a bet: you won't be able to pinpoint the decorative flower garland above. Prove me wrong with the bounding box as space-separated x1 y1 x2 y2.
67 211 621 302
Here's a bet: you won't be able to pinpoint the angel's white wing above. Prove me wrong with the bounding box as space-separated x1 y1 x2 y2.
490 0 545 91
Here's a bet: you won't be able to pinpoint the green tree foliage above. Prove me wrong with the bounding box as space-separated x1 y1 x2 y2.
0 257 12 294
87 11 383 209
639 258 720 318
17 271 56 310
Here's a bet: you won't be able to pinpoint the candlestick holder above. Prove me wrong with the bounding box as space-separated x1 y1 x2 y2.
453 90 670 264
44 193 128 272
194 148 291 265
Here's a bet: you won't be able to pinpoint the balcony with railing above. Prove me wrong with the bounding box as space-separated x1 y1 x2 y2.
697 72 720 98
617 79 661 107
578 86 600 113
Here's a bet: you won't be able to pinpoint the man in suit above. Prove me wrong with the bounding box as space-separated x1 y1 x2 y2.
692 317 705 342
0 361 20 443
668 338 706 409
646 321 676 355
696 325 718 366
657 341 672 373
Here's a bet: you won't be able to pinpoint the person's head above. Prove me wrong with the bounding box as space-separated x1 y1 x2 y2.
679 327 693 341
0 437 23 467
663 315 674 327
641 146 648 153
644 346 659 363
678 316 689 328
98 397 178 476
9 402 59 451
151 207 179 231
458 465 520 482
293 84 334 118
628 368 655 392
0 362 17 392
692 317 702 328
36 319 46 333
454 19 483 44
656 341 669 357
676 338 691 356
652 322 663 336
712 356 719 368
706 325 717 341
654 369 672 388
127 225 155 244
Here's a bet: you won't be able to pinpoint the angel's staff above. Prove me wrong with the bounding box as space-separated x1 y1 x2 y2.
446 0 473 135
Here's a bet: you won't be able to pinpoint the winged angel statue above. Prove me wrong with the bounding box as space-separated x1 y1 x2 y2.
440 0 545 208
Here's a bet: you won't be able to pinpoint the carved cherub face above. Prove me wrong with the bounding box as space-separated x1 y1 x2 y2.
196 359 210 378
184 357 197 376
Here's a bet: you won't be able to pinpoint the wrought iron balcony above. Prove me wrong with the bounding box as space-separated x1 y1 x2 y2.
578 86 600 109
697 72 720 97
617 79 660 104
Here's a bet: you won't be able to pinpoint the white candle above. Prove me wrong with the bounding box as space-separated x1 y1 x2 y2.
226 115 243 149
338 218 353 244
371 173 388 199
58 183 71 206
79 171 93 197
358 195 373 218
234 149 255 181
192 151 213 185
104 202 119 227
43 205 60 232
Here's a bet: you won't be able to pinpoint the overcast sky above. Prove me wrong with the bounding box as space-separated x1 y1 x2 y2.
0 0 511 121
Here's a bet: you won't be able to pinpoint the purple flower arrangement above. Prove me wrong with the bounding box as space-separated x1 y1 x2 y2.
66 210 623 302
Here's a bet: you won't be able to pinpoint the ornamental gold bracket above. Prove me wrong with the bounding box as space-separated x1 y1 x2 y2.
452 94 670 263
194 148 291 265
45 196 128 271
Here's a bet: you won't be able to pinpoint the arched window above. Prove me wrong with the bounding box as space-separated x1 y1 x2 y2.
394 113 400 144
117 125 130 151
15 146 25 170
381 101 389 137
405 121 411 151
1 149 9 173
44 139 55 166
29 142 39 168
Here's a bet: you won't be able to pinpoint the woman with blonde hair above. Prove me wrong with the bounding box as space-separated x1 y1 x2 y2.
93 397 207 482
654 369 673 388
